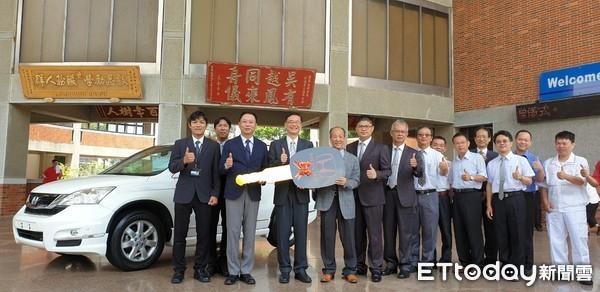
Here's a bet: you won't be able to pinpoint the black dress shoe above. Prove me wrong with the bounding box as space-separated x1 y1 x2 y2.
357 268 367 275
371 272 382 282
397 270 410 279
206 265 217 277
171 271 185 284
240 274 256 285
193 270 211 282
407 265 417 273
295 271 312 283
279 272 290 284
224 275 238 285
381 266 397 276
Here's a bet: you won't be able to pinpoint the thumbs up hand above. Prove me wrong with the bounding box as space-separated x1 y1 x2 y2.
580 164 589 178
512 166 522 180
280 148 288 165
439 157 449 172
557 166 567 180
461 169 472 182
532 156 543 171
225 153 234 169
366 164 377 180
409 153 418 168
184 147 196 164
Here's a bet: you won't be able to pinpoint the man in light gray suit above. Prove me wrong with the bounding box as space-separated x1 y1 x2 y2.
314 127 360 284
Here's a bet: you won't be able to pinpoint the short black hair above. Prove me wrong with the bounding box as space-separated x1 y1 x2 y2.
515 129 532 140
356 115 374 126
188 111 208 124
285 112 302 123
52 159 59 163
452 132 468 142
416 125 433 135
214 116 231 128
555 131 575 143
239 111 258 123
475 126 492 138
432 135 446 144
493 130 513 142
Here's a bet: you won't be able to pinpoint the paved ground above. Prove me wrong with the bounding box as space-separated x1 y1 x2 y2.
1 216 598 291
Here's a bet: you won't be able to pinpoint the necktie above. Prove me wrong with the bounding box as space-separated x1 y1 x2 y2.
289 141 296 157
195 140 201 159
388 148 400 188
245 139 251 161
418 150 427 187
358 142 365 161
499 157 506 200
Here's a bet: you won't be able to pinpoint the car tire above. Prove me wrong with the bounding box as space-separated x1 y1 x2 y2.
267 210 295 248
106 210 165 271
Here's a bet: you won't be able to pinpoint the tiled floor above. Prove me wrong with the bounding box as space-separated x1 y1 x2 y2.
1 216 598 291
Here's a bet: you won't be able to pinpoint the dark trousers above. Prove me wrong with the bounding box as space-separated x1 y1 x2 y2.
275 193 309 273
383 188 417 272
453 191 484 267
208 197 227 269
437 192 453 263
586 202 599 228
482 197 498 264
534 191 542 229
355 196 383 273
523 191 535 269
172 195 212 272
320 196 357 276
492 192 526 267
383 189 399 268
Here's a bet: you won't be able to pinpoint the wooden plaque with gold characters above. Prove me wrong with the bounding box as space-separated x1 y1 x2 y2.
19 66 142 99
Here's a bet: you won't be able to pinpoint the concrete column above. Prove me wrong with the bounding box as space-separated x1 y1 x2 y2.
319 0 351 144
156 104 186 145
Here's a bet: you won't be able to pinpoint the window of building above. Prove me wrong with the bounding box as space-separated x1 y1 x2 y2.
351 0 449 90
186 0 328 83
17 0 162 73
82 122 155 136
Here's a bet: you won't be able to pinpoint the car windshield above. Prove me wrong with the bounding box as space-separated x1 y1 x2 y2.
101 145 173 176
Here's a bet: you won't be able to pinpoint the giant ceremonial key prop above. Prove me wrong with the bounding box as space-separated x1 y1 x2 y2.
235 147 345 188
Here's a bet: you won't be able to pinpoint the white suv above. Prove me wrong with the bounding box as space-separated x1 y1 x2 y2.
13 145 316 271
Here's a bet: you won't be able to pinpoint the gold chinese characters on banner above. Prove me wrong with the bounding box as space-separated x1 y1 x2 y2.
19 66 142 99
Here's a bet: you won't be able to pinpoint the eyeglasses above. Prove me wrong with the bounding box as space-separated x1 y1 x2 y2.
391 130 407 134
356 125 373 129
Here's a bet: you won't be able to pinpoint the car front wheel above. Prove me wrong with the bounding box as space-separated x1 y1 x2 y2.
106 211 165 271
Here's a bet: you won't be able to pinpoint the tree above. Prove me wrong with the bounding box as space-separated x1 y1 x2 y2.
253 126 311 141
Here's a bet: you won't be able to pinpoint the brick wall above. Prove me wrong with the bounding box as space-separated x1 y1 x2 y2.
29 124 73 143
453 1 600 112
81 131 154 149
0 184 27 217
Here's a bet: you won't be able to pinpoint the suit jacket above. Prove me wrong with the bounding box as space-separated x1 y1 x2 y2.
389 145 424 208
347 139 392 206
268 137 314 205
219 135 268 201
470 148 498 192
314 150 360 219
169 137 221 204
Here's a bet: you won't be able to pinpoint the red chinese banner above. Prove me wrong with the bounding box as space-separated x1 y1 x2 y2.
206 61 316 109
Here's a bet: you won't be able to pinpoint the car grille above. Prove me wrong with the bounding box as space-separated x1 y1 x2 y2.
24 206 67 215
17 229 43 241
25 193 66 215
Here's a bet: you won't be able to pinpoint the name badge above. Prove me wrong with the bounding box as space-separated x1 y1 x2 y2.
190 169 201 177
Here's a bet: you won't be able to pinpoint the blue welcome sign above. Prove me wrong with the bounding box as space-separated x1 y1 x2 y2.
539 62 600 101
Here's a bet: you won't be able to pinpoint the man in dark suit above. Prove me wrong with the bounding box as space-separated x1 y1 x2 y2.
470 127 499 265
268 113 314 284
314 127 360 284
346 115 391 282
219 112 268 286
384 119 424 279
207 116 231 277
168 111 221 284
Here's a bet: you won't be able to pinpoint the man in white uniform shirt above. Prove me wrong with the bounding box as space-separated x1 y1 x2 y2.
485 130 534 271
540 131 592 286
410 126 448 270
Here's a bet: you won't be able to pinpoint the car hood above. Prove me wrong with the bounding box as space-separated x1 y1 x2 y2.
32 174 155 194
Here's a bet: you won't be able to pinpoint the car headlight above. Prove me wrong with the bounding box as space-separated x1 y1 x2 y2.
55 187 116 205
